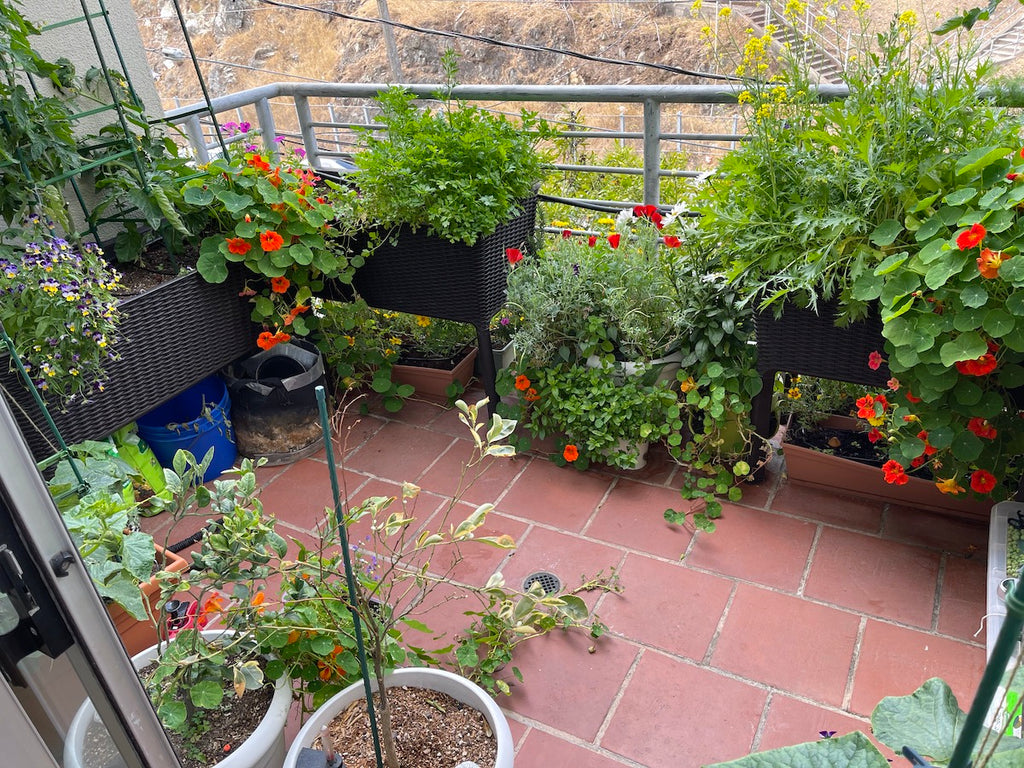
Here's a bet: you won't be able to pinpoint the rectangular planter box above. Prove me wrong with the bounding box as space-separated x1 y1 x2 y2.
2 265 255 462
782 441 992 521
109 544 189 656
392 347 478 401
988 501 1024 656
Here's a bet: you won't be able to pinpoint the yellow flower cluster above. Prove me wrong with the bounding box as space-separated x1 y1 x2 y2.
736 32 772 77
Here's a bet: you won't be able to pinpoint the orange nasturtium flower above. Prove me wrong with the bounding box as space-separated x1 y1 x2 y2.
514 375 531 391
977 248 1010 279
226 237 251 255
563 444 579 462
257 331 292 351
260 230 285 252
967 417 997 440
935 476 966 496
956 223 986 250
270 276 290 293
247 154 271 172
524 387 540 402
881 459 909 486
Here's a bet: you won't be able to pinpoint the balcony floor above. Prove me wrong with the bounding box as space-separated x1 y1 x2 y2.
143 385 990 767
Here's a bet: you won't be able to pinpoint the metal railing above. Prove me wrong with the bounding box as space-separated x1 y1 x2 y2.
165 82 854 208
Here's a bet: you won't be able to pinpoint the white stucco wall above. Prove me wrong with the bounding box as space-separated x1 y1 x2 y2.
21 0 163 121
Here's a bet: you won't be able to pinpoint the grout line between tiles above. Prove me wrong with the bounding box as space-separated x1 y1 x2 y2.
702 579 739 666
843 616 868 711
749 689 774 752
797 524 823 597
933 552 948 633
594 646 645 746
581 476 620 537
504 712 648 768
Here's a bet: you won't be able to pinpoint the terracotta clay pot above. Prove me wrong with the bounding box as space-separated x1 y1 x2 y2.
106 544 189 656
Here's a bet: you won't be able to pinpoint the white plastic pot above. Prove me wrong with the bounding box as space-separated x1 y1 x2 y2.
64 630 291 768
284 667 514 768
585 349 683 386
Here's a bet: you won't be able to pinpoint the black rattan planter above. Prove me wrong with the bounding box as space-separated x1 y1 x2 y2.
749 300 892 442
328 195 539 410
2 265 256 462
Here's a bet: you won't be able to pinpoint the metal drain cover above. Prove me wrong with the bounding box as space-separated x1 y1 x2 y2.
523 571 561 595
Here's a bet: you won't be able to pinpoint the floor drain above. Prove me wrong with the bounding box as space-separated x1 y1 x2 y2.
523 571 561 595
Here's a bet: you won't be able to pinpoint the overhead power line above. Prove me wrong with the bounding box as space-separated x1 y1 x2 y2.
254 0 739 83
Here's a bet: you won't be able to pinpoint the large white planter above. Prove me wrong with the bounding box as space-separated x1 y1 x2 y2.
64 630 292 768
585 349 683 386
284 667 514 768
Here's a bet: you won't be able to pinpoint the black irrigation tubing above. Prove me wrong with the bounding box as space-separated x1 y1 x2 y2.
165 517 224 555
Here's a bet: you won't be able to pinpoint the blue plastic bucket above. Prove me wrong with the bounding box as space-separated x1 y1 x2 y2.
136 376 237 483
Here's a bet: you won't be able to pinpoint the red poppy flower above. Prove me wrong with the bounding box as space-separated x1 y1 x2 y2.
632 204 663 229
977 248 1010 279
970 469 997 494
956 223 986 250
967 417 997 439
916 430 937 455
587 235 598 247
247 154 271 171
662 236 681 248
1008 173 1019 181
563 444 579 462
506 248 524 265
608 233 621 249
868 351 884 371
562 229 572 239
514 375 531 391
260 230 285 252
270 276 290 293
226 237 251 255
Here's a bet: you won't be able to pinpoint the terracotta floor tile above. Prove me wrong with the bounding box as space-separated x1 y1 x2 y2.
499 458 615 533
503 631 639 741
417 440 529 508
938 556 988 645
498 526 626 610
804 528 941 628
601 650 767 766
584 479 695 560
758 694 897 762
592 442 678 486
851 619 986 717
883 505 989 557
516 728 633 768
712 584 860 707
599 553 733 659
328 410 385 460
343 421 457 482
257 458 370 533
773 481 885 533
417 505 527 587
685 503 816 592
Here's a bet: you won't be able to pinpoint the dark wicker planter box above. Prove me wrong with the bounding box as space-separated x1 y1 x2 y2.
327 195 539 410
2 265 255 462
750 300 891 443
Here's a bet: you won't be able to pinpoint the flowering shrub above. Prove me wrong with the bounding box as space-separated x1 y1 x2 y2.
0 234 121 407
853 143 1024 499
183 140 368 349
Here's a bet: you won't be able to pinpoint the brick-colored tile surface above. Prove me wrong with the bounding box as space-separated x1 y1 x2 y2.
713 584 860 707
883 504 989 556
758 694 897 762
804 527 941 628
601 650 767 766
343 421 456 482
499 458 614 532
938 555 988 645
685 503 816 591
773 481 884 532
850 619 986 716
599 553 733 660
516 728 634 768
585 478 695 560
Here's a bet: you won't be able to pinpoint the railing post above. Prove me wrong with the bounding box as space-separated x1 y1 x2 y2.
183 115 209 163
642 98 661 206
294 95 319 168
254 97 277 156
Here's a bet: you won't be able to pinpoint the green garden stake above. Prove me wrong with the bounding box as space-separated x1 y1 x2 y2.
315 385 384 768
946 565 1024 768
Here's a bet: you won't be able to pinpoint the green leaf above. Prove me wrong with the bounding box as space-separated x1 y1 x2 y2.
873 677 1024 763
189 680 224 710
158 701 187 731
950 430 983 462
706 732 888 768
956 146 1012 178
870 219 903 246
917 238 948 265
943 187 977 206
985 308 1016 338
924 252 968 290
216 189 252 213
183 185 214 206
939 331 987 366
960 284 989 308
873 253 908 276
197 240 228 283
